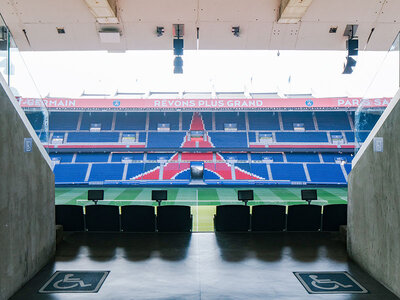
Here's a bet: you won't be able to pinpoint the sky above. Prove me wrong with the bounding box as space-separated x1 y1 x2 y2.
5 49 399 99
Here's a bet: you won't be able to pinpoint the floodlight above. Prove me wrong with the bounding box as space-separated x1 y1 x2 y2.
343 56 357 74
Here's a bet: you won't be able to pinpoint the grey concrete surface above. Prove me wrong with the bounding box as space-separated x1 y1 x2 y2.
349 90 400 298
11 232 400 300
0 75 55 300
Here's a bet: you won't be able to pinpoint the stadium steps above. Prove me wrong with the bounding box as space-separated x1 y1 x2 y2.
122 163 128 180
76 112 83 131
303 163 311 182
111 112 116 131
312 112 319 130
340 163 348 182
278 112 284 130
347 111 355 130
267 164 273 180
84 163 92 182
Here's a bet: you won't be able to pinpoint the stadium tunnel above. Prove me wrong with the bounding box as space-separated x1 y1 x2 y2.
0 0 400 299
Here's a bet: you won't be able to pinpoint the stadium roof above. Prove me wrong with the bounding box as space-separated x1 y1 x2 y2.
1 0 399 52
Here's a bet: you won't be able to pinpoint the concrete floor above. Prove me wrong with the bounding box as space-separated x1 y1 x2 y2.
11 232 399 300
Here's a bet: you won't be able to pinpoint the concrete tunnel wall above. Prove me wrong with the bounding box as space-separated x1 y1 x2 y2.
0 74 55 300
348 89 400 298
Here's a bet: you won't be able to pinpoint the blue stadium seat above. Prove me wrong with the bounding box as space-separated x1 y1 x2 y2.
220 153 248 161
80 112 113 130
248 132 257 142
67 132 119 143
146 153 174 161
208 132 248 148
315 112 351 130
147 132 186 148
89 163 124 181
50 153 74 163
204 169 221 180
200 112 213 130
111 153 144 162
307 164 346 183
50 112 79 130
321 153 353 163
251 153 283 162
115 112 146 130
344 164 352 175
175 169 191 180
281 112 315 130
182 112 193 130
126 163 145 179
54 164 88 183
248 163 269 179
138 132 147 142
75 153 109 162
149 112 179 130
286 153 320 162
275 132 328 143
215 112 246 130
270 163 307 181
248 112 280 130
345 131 355 142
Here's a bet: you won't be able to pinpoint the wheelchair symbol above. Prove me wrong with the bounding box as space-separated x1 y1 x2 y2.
53 274 92 290
309 275 353 290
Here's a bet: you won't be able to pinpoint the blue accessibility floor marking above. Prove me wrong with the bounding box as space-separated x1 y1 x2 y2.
39 271 109 293
294 271 369 294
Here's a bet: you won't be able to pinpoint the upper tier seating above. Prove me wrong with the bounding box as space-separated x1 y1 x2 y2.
352 111 381 130
53 164 88 183
67 132 119 143
208 132 248 148
197 112 212 130
270 163 306 181
307 164 346 183
248 112 280 130
275 132 328 143
149 112 179 130
182 112 193 130
89 163 124 181
286 153 320 162
215 112 246 130
147 132 186 148
115 112 146 130
315 112 351 130
75 153 109 162
80 112 113 130
281 112 315 130
26 112 44 130
49 112 79 130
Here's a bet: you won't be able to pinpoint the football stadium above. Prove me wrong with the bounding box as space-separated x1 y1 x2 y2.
1 1 400 299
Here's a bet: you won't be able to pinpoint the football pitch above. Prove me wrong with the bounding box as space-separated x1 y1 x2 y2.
56 187 348 232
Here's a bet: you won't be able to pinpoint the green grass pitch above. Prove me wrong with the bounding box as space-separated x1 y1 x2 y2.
56 187 347 232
